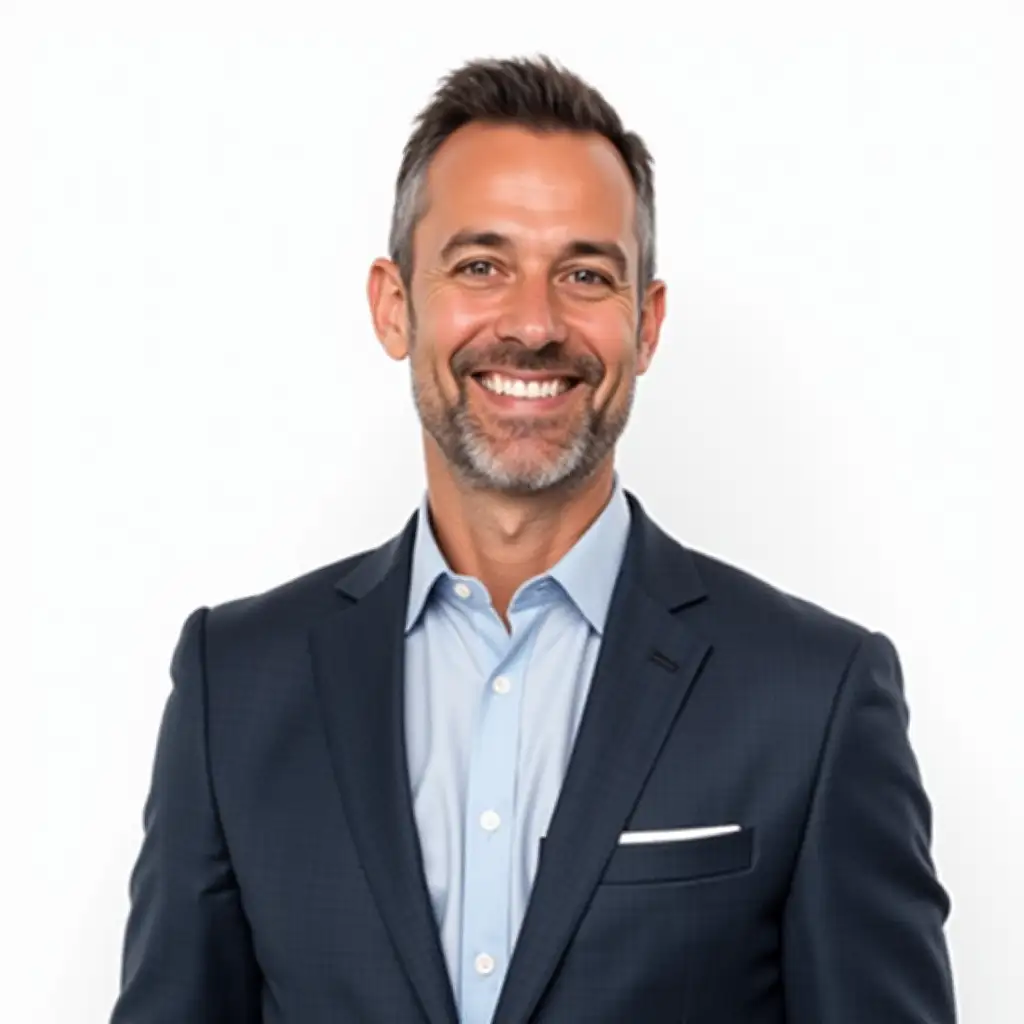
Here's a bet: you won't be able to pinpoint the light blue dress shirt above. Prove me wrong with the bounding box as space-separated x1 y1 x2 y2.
403 475 632 1024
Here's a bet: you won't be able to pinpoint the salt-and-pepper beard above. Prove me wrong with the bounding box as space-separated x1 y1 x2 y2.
407 324 638 496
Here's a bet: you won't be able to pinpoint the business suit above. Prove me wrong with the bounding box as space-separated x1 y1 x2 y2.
111 489 956 1022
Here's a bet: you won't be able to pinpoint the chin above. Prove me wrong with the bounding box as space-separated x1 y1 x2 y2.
465 449 591 495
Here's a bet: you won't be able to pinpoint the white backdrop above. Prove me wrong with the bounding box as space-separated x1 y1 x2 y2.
13 0 1022 1020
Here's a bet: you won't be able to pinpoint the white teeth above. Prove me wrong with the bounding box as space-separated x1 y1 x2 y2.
479 373 572 398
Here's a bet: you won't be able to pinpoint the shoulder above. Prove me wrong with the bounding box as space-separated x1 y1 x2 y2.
647 516 884 689
664 542 904 752
196 532 397 664
633 494 875 659
693 546 867 640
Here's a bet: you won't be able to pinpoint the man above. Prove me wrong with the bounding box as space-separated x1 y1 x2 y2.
111 56 957 1023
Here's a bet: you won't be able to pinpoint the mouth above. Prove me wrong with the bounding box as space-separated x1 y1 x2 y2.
468 370 584 411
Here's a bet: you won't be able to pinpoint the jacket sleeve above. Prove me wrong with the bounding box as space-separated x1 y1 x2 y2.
782 631 957 1022
110 607 262 1023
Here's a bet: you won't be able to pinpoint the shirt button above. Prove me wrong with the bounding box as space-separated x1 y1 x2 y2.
453 582 471 599
474 952 496 976
479 809 501 832
492 675 511 695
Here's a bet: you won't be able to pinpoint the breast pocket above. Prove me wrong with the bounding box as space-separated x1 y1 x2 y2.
601 826 755 885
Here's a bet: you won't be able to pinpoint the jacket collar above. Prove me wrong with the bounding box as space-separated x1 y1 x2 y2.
336 488 707 616
316 487 709 1024
403 474 634 635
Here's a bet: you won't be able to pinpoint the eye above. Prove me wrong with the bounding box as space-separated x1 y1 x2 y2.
567 267 613 287
456 259 497 277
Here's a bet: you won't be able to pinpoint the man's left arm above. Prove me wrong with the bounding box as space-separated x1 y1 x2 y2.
782 631 957 1022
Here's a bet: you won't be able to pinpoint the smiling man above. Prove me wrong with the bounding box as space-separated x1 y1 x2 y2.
111 57 957 1024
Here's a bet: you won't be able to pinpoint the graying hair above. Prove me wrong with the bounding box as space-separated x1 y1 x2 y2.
387 55 656 294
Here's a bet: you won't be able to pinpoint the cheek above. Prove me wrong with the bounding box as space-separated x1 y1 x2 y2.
415 301 490 384
422 290 492 343
586 322 641 391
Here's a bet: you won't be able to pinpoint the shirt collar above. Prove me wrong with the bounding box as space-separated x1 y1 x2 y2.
405 474 632 635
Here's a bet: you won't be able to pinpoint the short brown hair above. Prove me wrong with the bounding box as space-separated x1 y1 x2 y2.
388 55 656 293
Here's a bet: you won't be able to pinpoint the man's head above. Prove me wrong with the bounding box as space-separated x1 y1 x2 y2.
368 56 666 496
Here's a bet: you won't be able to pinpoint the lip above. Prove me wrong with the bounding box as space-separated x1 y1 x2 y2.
468 372 582 412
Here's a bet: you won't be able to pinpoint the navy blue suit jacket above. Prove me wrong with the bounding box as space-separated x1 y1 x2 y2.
111 491 956 1022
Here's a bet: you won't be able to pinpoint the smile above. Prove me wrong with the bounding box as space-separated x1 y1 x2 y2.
473 371 580 400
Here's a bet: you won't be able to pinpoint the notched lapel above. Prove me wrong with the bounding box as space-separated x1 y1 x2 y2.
308 520 458 1024
493 496 713 1024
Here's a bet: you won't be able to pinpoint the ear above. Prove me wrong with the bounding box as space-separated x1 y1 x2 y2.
367 258 411 360
636 279 666 375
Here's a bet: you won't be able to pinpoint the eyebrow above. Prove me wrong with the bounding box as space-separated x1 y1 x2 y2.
439 231 511 263
438 230 630 281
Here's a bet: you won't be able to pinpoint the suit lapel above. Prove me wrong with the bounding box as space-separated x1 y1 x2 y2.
307 492 710 1024
492 494 712 1024
308 516 459 1024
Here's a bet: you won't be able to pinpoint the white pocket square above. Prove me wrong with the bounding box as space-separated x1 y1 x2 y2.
618 824 741 846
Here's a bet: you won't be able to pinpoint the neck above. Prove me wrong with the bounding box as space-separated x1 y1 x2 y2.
422 440 617 622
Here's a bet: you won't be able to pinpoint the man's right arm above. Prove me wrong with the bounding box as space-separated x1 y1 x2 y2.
111 607 262 1023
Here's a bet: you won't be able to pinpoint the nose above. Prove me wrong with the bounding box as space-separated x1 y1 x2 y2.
492 273 569 348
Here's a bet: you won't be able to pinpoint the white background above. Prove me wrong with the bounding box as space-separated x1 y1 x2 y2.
11 0 1022 1020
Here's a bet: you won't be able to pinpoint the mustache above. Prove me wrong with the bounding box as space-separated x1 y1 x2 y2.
451 343 604 387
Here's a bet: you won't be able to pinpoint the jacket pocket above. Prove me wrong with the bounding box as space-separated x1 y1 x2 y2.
600 826 754 885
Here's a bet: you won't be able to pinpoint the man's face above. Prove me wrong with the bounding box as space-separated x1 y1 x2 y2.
372 122 665 495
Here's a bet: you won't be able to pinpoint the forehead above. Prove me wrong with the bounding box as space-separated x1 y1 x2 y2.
415 122 639 260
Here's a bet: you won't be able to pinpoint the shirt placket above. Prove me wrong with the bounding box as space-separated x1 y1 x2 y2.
457 600 533 1024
